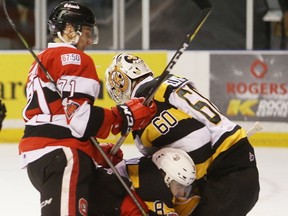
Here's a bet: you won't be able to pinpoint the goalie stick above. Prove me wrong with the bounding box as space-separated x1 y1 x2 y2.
110 0 212 155
2 1 147 215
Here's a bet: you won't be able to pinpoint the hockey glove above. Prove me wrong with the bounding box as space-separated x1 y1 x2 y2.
111 97 157 135
0 100 7 131
94 143 123 168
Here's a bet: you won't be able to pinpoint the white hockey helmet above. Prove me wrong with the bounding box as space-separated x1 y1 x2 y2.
152 148 196 187
105 53 153 104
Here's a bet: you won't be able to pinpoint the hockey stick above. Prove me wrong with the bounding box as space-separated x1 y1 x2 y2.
2 1 147 215
246 122 263 138
110 0 212 155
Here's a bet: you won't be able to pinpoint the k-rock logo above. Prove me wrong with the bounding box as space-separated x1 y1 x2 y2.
223 57 288 121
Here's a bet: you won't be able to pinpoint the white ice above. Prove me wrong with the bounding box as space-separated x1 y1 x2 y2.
0 144 287 216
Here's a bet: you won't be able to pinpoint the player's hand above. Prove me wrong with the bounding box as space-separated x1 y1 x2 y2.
94 143 123 168
111 97 157 135
0 100 7 131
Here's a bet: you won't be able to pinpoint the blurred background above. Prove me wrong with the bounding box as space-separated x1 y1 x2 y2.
0 0 287 50
1 0 288 145
0 1 288 215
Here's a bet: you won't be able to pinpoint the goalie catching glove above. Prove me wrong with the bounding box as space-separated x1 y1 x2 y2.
111 97 157 135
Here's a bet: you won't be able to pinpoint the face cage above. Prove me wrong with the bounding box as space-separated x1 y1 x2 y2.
90 25 99 44
75 24 99 44
48 21 99 45
106 69 133 105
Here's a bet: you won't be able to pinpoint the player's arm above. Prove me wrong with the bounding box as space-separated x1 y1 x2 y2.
62 96 156 139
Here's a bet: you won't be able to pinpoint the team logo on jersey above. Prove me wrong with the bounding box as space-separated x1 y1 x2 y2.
40 198 53 209
78 198 88 216
249 152 255 162
65 100 80 119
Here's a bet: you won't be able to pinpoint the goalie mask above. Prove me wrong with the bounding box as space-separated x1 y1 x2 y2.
105 53 154 104
48 1 99 45
152 148 196 199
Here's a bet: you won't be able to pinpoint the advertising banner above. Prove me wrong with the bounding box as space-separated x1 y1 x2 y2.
0 51 167 143
210 53 288 122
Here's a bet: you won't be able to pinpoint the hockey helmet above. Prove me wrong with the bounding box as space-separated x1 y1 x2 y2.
48 1 99 44
105 53 154 104
152 148 196 187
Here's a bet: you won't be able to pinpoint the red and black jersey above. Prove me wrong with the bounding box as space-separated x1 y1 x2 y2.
19 43 115 161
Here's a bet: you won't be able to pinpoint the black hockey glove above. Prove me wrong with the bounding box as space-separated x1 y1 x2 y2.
0 100 7 131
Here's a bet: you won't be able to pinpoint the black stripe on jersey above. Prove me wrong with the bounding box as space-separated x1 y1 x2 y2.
133 157 174 206
27 87 60 110
63 91 94 103
23 124 88 141
134 74 187 101
207 136 256 177
188 142 213 164
212 124 241 153
28 87 94 111
152 117 206 147
134 78 157 98
84 106 105 137
163 74 188 102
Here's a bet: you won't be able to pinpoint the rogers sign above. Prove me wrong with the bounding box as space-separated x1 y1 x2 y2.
227 59 287 95
227 82 288 95
210 54 288 122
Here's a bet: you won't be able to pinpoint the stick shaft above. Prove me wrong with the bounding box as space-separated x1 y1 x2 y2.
246 122 263 137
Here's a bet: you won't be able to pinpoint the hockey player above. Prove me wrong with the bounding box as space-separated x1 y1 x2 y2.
0 99 6 131
116 147 200 216
105 53 260 216
18 2 156 216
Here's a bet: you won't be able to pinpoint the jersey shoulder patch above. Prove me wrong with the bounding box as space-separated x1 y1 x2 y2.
61 53 81 65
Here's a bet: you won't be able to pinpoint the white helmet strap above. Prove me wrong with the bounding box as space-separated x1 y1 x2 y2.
57 30 82 45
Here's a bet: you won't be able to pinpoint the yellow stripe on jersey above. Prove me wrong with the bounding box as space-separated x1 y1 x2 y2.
212 127 247 161
140 107 191 147
154 82 170 103
174 196 200 216
127 164 140 188
145 200 177 216
194 128 246 180
195 157 212 180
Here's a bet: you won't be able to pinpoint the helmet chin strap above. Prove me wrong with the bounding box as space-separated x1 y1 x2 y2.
57 30 82 45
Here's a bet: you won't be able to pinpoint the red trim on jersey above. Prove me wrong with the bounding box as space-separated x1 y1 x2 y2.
96 108 116 139
120 190 149 216
69 148 80 215
19 137 97 158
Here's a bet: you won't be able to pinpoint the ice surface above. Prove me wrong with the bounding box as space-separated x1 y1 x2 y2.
0 144 287 216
